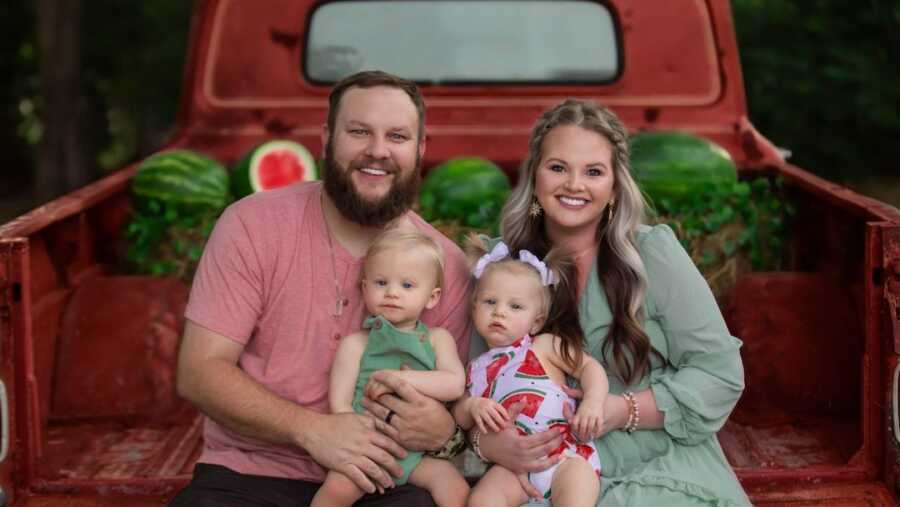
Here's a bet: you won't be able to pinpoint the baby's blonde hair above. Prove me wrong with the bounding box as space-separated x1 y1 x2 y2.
364 228 445 288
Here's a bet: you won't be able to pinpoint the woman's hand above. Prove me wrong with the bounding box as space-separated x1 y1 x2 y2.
470 397 510 433
562 385 628 440
478 402 564 474
360 370 455 452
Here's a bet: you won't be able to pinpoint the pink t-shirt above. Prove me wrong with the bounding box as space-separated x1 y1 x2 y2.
185 181 473 481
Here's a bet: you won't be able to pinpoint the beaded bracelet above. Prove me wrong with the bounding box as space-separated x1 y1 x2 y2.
622 391 640 433
470 427 489 462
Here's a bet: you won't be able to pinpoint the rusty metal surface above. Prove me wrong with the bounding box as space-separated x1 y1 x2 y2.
0 0 898 504
748 481 897 506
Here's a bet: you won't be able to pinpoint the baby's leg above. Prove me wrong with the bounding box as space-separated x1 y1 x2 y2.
550 457 601 507
407 457 469 507
466 465 529 507
310 470 365 507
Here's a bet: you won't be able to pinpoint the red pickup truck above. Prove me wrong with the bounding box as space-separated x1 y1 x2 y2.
2 0 900 505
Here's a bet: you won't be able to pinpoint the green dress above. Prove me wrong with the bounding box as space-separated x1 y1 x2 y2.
471 225 751 506
352 314 436 485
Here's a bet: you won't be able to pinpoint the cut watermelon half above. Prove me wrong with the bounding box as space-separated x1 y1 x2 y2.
232 140 317 198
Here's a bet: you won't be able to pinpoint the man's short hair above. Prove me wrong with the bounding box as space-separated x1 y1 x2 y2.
327 70 426 142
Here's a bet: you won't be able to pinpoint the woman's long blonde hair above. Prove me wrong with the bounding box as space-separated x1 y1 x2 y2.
501 99 656 386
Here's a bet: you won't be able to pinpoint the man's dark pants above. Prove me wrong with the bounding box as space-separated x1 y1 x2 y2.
168 463 437 507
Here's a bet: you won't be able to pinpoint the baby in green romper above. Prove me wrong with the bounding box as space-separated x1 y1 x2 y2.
311 228 469 507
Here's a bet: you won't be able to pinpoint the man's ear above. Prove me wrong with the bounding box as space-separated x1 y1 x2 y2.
321 123 330 152
425 287 442 310
529 313 546 335
417 132 426 161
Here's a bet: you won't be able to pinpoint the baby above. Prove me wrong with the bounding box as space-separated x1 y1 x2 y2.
455 240 608 506
311 228 469 507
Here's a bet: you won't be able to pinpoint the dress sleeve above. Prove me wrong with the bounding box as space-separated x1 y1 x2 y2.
641 225 745 446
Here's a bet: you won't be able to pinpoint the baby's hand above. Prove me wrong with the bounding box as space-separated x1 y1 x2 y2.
364 372 395 401
572 400 604 441
469 398 510 433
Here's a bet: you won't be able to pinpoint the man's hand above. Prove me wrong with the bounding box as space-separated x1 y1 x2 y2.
302 411 407 494
469 397 510 433
478 401 563 474
360 370 455 451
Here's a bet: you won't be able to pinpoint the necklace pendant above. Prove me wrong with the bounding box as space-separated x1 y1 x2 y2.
333 299 344 317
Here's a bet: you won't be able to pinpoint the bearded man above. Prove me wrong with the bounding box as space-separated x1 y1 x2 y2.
170 71 473 507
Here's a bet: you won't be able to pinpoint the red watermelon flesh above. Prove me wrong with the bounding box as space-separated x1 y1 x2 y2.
516 350 547 377
482 352 512 397
258 150 304 188
500 390 544 418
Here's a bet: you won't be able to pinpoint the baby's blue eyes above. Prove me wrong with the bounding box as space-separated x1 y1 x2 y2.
402 282 413 289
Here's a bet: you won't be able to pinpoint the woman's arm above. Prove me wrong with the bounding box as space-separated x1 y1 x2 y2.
641 225 745 444
330 331 368 413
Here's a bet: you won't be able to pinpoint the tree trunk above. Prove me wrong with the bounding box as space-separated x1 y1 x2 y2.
35 0 91 203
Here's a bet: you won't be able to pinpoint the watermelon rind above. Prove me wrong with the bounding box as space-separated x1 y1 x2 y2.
419 157 510 230
232 140 317 199
131 150 230 213
629 131 737 210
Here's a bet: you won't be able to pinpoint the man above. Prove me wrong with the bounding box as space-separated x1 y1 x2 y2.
170 71 473 506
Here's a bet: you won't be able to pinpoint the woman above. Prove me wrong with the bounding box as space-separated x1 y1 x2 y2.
470 99 750 505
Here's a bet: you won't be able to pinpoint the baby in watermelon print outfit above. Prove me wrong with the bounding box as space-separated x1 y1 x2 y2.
454 239 609 506
312 228 469 507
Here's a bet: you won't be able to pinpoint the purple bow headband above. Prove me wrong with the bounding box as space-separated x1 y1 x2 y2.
472 241 558 286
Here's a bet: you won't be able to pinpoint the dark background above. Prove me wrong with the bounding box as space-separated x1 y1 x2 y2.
1 0 898 222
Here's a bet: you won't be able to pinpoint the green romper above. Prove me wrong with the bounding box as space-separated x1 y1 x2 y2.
351 315 436 485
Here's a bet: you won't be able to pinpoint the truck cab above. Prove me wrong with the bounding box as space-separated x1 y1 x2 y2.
2 1 900 504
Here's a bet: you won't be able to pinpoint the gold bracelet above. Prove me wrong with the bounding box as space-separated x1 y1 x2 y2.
623 391 640 433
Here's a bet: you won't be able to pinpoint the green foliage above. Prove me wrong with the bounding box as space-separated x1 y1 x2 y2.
82 0 193 170
651 177 794 274
124 200 218 283
732 0 900 181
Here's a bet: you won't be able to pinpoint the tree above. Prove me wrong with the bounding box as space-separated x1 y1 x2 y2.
35 0 95 202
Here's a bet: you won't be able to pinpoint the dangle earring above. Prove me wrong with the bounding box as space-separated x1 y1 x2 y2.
529 197 543 218
607 199 616 221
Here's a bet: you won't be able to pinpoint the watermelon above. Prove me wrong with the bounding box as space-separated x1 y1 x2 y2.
629 131 738 210
515 350 548 380
232 140 317 199
131 150 230 213
499 388 545 418
419 157 511 231
483 351 514 398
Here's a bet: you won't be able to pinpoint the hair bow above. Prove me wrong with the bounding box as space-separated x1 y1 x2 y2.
518 249 558 287
472 241 509 279
472 241 558 287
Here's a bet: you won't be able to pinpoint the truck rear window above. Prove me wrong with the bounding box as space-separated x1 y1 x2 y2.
305 0 620 85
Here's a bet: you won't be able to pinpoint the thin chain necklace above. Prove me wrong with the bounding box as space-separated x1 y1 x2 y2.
321 193 347 318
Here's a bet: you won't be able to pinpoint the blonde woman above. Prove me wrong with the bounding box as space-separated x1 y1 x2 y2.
469 99 751 506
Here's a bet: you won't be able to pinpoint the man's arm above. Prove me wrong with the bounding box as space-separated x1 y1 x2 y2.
176 320 406 492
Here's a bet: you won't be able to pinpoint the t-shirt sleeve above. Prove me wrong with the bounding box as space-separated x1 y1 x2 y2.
184 205 265 344
641 225 746 445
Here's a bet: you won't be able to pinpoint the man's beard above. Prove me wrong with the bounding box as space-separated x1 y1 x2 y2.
321 141 421 228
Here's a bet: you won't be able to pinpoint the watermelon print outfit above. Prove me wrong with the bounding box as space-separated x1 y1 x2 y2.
467 334 602 502
471 226 751 506
351 314 437 485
